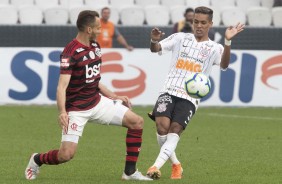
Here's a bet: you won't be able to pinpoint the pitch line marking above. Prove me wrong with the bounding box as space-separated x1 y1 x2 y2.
202 113 282 121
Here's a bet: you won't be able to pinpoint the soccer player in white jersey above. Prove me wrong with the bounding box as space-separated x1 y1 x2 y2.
146 6 245 180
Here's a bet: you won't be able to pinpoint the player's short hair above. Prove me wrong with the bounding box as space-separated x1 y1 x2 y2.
195 6 213 21
76 10 99 32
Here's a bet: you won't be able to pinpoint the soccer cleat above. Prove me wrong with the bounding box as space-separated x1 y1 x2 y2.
146 166 161 180
170 163 183 179
121 169 153 181
25 153 40 180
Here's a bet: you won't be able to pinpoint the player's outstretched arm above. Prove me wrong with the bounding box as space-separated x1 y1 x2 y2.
150 27 165 52
220 23 245 69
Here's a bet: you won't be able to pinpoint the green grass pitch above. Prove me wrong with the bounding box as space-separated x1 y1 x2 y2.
1 105 282 184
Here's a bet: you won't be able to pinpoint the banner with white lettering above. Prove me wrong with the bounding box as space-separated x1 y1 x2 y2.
1 48 281 106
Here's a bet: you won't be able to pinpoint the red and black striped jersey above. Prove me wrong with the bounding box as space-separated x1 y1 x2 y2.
60 39 102 112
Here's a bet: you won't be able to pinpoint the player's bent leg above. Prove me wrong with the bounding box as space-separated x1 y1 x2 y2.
120 110 149 178
155 116 170 135
58 141 78 163
25 135 79 180
122 110 144 129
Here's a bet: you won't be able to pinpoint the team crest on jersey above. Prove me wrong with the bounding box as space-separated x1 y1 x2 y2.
156 102 167 113
76 47 85 53
95 48 102 57
200 44 212 57
200 48 210 57
89 51 95 59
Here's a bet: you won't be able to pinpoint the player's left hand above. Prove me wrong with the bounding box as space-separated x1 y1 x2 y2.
225 22 245 40
116 96 132 109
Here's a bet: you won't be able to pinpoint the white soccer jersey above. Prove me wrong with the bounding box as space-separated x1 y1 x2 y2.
158 32 224 108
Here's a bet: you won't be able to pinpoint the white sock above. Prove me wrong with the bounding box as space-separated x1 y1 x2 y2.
157 133 180 165
153 133 180 169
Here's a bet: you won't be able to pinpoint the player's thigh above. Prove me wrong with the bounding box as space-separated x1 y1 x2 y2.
171 98 196 130
155 116 171 135
122 109 143 129
152 93 176 133
89 96 129 126
64 110 90 137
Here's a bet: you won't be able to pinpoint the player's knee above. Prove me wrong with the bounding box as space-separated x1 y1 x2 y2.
169 122 184 135
156 121 169 135
156 127 169 135
130 115 144 129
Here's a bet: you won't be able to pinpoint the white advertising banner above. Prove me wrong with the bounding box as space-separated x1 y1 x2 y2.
1 48 281 106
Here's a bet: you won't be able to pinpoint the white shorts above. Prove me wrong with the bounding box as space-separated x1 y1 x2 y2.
61 95 128 143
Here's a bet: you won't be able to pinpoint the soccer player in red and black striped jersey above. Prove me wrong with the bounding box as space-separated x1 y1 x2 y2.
25 10 151 181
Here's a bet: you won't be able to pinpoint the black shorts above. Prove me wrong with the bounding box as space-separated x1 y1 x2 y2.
152 93 196 129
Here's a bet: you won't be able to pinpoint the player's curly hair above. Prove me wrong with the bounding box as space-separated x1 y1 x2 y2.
195 6 213 21
76 10 99 32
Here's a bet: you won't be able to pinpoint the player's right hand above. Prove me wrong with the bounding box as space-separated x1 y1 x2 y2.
151 27 165 41
58 112 69 131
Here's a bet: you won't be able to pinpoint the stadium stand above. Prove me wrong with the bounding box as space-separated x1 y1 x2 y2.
0 0 9 5
85 0 109 8
109 0 134 10
0 0 279 26
0 5 18 24
60 0 84 9
247 7 272 26
11 0 34 8
18 5 43 25
35 0 59 10
135 0 159 8
44 7 69 25
272 7 282 26
161 0 185 8
210 0 235 11
145 5 170 26
221 6 246 26
261 0 275 8
236 0 261 12
69 6 88 25
185 0 211 8
211 7 221 26
170 5 186 24
120 5 145 26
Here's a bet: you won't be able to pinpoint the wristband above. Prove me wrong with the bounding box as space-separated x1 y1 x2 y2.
224 38 231 46
151 39 158 44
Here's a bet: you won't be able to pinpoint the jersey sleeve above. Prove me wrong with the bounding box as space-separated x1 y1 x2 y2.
60 52 74 75
158 33 180 55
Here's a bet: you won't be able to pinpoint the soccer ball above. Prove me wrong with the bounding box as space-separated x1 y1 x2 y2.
184 73 211 99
